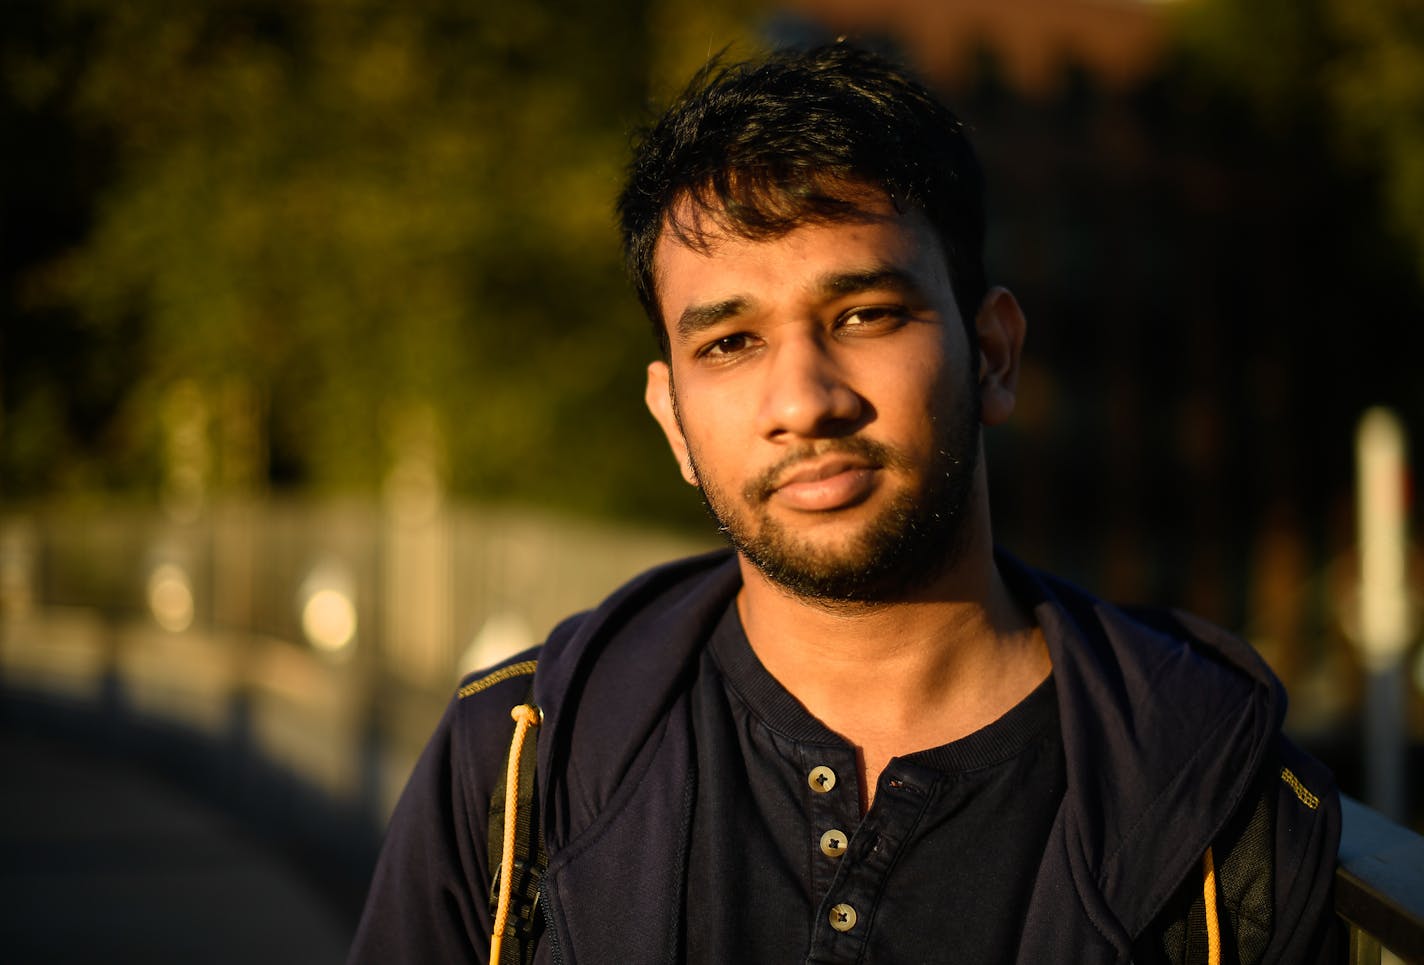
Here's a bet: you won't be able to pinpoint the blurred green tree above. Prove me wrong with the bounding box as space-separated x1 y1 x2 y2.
2 0 774 526
1172 0 1424 282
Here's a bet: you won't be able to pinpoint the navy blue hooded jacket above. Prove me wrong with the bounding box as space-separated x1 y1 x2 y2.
348 550 1340 964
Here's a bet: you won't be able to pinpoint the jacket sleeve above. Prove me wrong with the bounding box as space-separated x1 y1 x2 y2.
1263 736 1343 965
346 653 540 965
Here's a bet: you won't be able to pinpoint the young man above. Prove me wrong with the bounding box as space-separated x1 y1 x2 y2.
349 45 1340 965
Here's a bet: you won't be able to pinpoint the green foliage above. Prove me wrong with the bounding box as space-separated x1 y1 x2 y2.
1170 0 1332 127
1326 0 1424 280
1171 0 1424 281
2 0 756 527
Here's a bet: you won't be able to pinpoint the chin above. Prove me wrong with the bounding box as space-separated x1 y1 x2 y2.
732 502 967 605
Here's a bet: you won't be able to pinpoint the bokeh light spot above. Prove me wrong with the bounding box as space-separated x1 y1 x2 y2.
148 563 194 633
302 587 357 653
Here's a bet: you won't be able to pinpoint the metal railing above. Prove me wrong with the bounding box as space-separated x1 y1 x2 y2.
1337 796 1424 964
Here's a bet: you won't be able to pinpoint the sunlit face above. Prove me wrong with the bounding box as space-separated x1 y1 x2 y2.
645 193 989 603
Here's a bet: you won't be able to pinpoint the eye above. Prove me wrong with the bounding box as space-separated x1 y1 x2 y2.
698 332 756 359
839 305 908 331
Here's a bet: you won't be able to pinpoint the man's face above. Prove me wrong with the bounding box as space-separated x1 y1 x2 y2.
645 193 996 603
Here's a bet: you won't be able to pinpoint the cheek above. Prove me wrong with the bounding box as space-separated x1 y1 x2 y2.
876 338 963 416
673 369 756 438
878 360 974 461
673 396 731 466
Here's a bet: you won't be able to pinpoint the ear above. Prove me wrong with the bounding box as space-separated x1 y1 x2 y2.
974 287 1026 427
645 361 698 486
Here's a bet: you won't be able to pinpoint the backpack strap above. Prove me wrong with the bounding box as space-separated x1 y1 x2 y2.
487 678 547 965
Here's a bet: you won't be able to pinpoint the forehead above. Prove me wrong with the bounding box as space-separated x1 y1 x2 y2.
651 194 951 320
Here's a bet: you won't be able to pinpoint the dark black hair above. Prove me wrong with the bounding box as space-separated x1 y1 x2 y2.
617 43 988 353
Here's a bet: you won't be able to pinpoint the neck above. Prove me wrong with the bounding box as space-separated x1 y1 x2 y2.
734 523 1050 804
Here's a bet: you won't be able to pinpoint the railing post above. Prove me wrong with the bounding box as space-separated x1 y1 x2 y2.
1348 927 1381 965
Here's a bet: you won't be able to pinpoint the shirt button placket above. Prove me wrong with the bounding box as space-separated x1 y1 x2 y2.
806 760 851 908
805 754 869 965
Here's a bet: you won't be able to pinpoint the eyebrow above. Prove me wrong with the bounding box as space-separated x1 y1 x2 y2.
818 266 926 300
675 297 750 341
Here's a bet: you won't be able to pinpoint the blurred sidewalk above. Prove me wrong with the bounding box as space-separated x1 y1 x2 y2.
0 725 353 965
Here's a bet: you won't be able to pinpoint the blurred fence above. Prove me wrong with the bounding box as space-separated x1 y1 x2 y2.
6 498 1424 962
0 499 710 823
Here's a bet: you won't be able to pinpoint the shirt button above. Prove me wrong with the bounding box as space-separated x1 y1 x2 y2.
808 765 837 793
819 829 848 858
829 903 857 932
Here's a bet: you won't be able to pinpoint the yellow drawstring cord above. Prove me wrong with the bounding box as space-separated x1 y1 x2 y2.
490 703 542 965
1202 846 1221 965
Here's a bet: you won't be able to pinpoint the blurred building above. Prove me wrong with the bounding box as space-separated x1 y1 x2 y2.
785 0 1168 95
777 0 1424 772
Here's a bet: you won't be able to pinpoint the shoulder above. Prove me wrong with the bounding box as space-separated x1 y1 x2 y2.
449 608 587 726
446 645 546 773
1007 556 1284 744
527 549 739 711
1135 736 1341 965
348 650 545 963
1028 559 1275 682
449 549 736 747
456 651 541 702
1221 735 1340 943
1268 734 1341 940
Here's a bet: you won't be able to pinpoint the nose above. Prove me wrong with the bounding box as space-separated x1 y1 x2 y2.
757 334 864 440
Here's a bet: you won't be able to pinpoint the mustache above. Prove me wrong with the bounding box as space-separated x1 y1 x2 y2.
743 437 904 503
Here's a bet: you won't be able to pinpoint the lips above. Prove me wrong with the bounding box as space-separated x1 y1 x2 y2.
767 456 879 512
775 456 873 489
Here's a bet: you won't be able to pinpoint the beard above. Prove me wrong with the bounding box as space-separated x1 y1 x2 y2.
683 392 982 605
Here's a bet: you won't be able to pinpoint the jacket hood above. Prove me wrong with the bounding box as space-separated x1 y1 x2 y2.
1010 558 1285 952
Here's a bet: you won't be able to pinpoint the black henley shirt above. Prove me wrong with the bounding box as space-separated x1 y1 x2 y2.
683 601 1066 965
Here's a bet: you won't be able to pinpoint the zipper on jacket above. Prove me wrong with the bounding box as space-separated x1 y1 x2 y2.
541 883 564 965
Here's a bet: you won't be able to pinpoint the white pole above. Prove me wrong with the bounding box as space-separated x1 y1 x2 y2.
1355 406 1411 820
